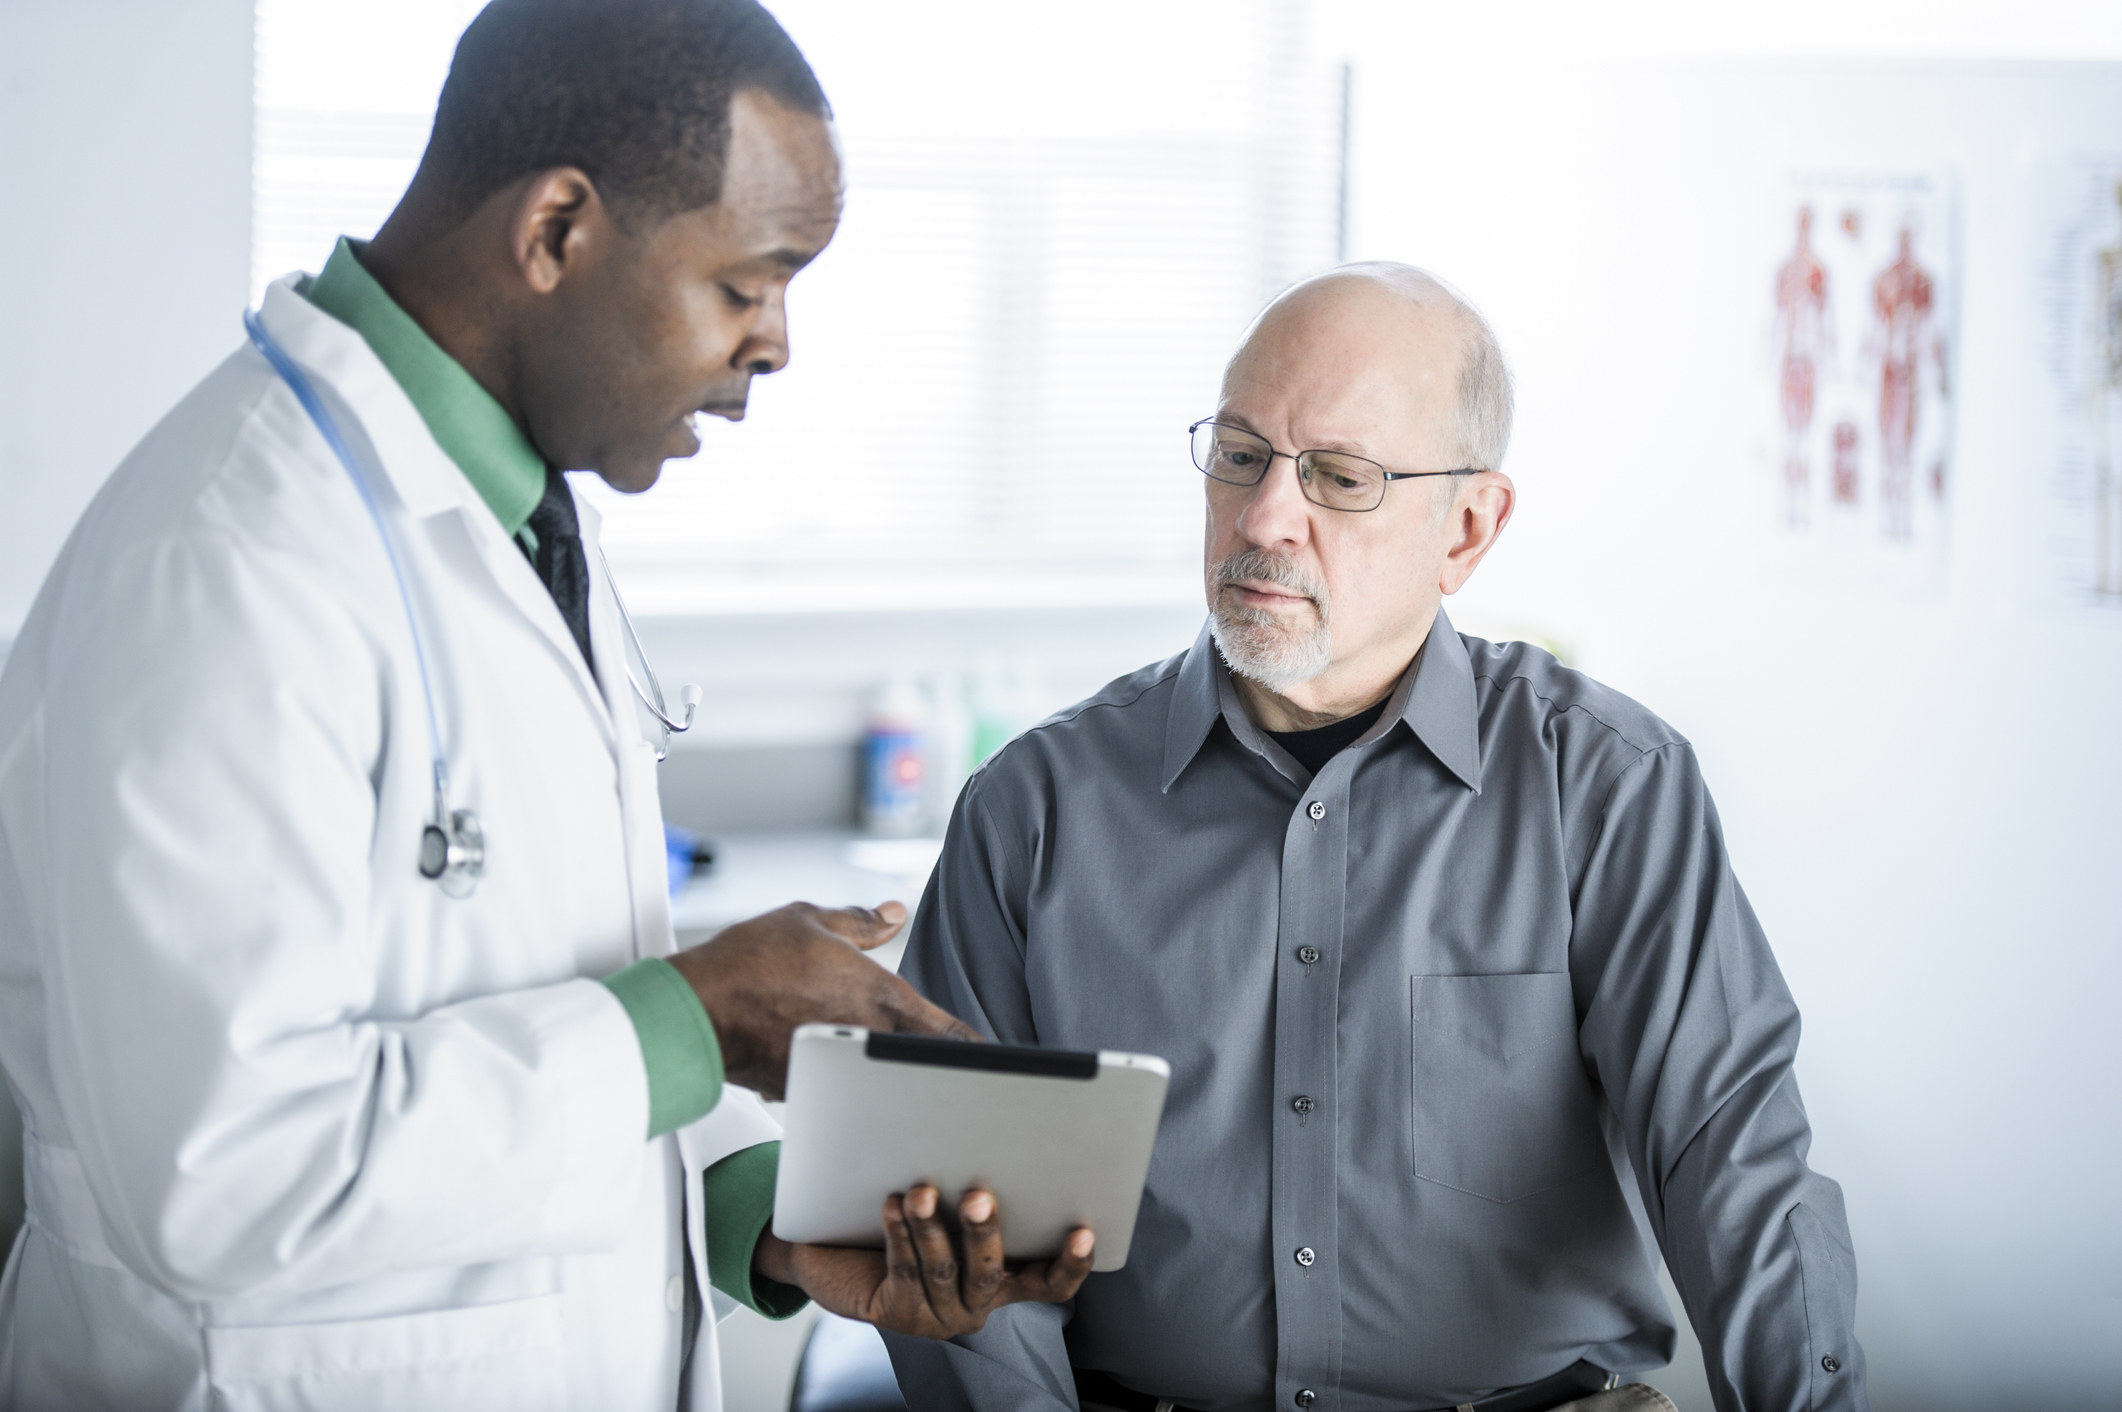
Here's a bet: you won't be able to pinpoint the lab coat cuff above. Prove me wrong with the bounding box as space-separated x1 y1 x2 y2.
702 1141 809 1320
602 957 725 1137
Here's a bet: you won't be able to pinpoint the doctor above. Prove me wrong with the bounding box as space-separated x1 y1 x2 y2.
0 1 1092 1408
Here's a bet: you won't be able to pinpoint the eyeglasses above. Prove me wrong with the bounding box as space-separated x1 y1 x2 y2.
1189 419 1480 513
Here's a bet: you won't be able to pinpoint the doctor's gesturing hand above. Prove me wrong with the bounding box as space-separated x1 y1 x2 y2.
665 900 979 1099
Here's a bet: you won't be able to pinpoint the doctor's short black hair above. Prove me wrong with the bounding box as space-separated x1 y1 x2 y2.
420 0 829 226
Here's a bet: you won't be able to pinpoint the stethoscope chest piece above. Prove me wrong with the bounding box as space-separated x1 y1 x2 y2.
418 807 486 899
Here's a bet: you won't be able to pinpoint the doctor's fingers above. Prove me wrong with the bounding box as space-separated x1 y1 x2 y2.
805 901 909 951
872 973 984 1043
880 1189 975 1334
997 1226 1096 1309
954 1188 1012 1312
902 1186 983 1327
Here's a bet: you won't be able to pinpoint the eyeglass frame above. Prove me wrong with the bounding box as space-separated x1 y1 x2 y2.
1188 418 1482 513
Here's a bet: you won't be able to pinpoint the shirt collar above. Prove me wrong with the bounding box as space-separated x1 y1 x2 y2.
1160 607 1484 794
301 236 548 536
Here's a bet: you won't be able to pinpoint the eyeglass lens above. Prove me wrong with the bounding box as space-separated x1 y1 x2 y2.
1191 422 1387 512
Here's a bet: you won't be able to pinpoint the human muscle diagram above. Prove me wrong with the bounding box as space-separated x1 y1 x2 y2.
1773 206 1834 523
2029 157 2122 609
1871 227 1950 538
1762 172 1959 582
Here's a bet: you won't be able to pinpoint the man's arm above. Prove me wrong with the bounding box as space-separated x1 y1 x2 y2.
37 528 652 1297
1571 742 1865 1412
880 775 1085 1411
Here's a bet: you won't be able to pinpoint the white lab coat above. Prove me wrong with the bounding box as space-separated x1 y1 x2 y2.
0 276 778 1411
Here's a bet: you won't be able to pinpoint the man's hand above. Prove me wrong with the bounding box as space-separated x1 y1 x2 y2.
666 901 980 1099
755 1185 1095 1338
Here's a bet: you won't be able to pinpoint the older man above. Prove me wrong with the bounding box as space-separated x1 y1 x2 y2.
883 264 1865 1412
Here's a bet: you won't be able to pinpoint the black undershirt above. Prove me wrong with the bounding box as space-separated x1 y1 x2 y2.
1264 698 1390 776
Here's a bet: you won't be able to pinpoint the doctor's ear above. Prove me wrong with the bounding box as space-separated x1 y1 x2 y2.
508 167 605 296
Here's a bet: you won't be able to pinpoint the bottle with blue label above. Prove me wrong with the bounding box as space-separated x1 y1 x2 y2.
862 670 929 837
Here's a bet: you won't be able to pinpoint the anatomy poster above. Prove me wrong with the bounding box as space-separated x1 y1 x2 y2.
1762 171 1959 585
2027 156 2122 611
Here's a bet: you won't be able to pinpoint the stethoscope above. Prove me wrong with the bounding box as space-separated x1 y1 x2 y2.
243 308 701 898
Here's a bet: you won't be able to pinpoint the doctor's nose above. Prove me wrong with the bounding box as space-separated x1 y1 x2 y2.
735 301 791 377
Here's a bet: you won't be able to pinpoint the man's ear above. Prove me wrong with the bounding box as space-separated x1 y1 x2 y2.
507 167 606 296
1438 472 1515 595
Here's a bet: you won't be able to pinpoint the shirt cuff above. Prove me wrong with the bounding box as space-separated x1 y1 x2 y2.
703 1141 809 1320
600 958 723 1138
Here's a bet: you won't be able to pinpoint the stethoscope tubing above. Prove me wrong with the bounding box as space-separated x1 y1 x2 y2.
242 304 699 890
599 544 700 754
243 309 455 815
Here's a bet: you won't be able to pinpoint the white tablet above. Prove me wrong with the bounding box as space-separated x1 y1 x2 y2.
772 1025 1170 1272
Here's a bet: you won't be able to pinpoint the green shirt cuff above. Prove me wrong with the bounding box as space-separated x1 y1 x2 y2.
703 1141 809 1319
602 958 723 1138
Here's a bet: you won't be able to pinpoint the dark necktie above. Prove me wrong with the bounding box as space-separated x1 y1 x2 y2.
522 466 596 678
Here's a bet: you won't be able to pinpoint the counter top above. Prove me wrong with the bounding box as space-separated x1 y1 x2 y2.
669 829 944 972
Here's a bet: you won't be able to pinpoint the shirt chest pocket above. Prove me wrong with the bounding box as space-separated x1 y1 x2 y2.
1409 972 1605 1203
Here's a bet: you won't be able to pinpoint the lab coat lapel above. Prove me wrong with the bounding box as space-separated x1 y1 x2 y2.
446 502 615 753
578 495 679 965
254 277 614 751
257 278 465 519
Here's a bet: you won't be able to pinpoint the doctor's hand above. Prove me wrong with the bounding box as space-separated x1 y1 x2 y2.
667 901 981 1100
754 1185 1095 1338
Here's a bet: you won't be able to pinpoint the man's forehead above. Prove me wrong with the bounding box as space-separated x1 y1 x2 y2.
727 89 841 181
1221 305 1459 449
683 116 843 268
720 94 842 219
663 189 839 276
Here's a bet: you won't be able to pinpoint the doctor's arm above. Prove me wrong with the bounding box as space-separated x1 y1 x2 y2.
37 527 688 1300
1570 743 1865 1412
41 491 994 1310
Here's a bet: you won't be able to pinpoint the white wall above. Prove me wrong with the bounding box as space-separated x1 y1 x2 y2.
0 0 255 633
0 0 254 1263
1342 40 2122 1409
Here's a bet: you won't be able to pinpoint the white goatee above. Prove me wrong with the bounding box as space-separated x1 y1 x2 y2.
1208 548 1333 691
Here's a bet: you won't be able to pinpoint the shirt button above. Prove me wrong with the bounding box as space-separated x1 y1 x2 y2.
1294 1246 1315 1267
1822 1355 1841 1373
1297 945 1320 965
665 1274 683 1314
1292 1094 1315 1116
1307 800 1326 821
1295 1393 1317 1409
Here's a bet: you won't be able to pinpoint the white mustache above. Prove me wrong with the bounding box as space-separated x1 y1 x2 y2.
1212 549 1330 622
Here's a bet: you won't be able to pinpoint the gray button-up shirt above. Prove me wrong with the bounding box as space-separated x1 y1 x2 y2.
884 615 1865 1412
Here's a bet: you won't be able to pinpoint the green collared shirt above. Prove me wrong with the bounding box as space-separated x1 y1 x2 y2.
306 238 548 536
301 238 800 1319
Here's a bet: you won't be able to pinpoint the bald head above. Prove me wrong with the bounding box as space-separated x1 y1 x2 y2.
1228 262 1514 476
